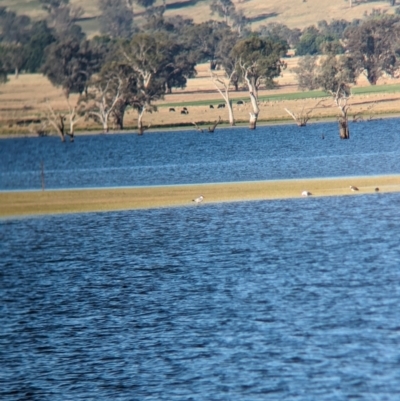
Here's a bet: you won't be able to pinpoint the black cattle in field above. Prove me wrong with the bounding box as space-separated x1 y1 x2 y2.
217 103 225 108
181 109 189 114
169 108 175 112
182 107 188 111
209 105 214 109
236 100 244 105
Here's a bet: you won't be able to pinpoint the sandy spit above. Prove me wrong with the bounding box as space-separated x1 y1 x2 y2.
1 176 400 218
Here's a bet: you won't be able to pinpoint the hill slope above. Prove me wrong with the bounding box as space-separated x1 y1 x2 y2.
2 0 397 35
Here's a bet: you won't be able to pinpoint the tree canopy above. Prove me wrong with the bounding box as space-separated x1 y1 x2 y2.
344 15 400 84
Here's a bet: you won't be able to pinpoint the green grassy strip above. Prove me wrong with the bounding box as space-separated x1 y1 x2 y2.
352 84 400 94
160 83 400 108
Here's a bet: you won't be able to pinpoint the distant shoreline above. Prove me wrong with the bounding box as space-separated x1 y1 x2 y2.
2 175 400 218
0 113 399 140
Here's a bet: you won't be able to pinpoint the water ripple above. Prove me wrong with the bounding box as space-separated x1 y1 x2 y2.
2 193 400 399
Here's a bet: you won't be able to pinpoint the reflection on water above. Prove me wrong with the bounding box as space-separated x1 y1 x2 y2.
2 194 400 400
1 118 400 190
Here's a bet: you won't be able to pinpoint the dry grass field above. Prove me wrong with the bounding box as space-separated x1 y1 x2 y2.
3 0 398 36
1 58 400 137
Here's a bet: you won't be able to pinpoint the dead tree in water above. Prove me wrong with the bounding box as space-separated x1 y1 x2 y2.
316 55 356 139
284 99 326 126
208 116 222 132
44 100 82 142
333 86 351 139
353 101 377 122
192 121 204 133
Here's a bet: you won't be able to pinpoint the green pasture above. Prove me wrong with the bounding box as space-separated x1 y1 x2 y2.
159 84 400 109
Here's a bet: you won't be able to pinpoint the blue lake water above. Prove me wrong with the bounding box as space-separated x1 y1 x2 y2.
1 119 400 190
2 120 400 400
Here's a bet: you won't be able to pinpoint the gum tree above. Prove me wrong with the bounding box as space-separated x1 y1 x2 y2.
231 36 288 129
317 55 357 139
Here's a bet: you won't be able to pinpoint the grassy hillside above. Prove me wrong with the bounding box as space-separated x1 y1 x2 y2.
3 0 397 36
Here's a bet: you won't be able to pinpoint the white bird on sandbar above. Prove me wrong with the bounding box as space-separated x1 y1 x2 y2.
302 191 312 197
193 195 204 203
350 186 359 192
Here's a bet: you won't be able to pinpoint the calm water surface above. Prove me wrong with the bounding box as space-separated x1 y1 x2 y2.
1 119 400 190
2 194 400 400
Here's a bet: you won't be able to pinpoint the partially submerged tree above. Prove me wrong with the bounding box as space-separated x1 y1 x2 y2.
231 36 288 129
44 98 85 141
317 55 357 139
284 99 326 127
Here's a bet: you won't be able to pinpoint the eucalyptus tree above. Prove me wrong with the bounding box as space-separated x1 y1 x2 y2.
259 23 301 48
182 21 230 69
98 0 135 39
292 55 319 91
0 60 7 84
83 63 124 133
216 29 240 90
343 15 400 85
231 36 288 129
39 0 84 39
23 21 56 73
121 33 168 134
316 55 357 139
208 29 241 125
43 39 88 97
41 38 104 139
210 0 235 25
0 9 32 77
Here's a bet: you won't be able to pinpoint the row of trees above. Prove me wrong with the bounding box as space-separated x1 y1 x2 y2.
2 0 400 139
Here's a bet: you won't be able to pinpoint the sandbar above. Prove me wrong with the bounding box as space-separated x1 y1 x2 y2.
1 175 400 218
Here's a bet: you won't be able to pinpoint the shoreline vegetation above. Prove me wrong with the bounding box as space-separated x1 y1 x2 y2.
2 63 400 138
2 175 400 218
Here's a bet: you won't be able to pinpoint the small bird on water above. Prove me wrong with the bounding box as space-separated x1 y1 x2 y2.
193 195 204 203
350 186 359 191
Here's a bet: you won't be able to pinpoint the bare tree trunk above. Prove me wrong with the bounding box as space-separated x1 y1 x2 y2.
87 78 122 134
45 101 66 141
339 118 350 139
103 119 109 133
243 72 260 129
332 89 351 140
210 70 236 126
249 113 257 130
138 107 146 135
